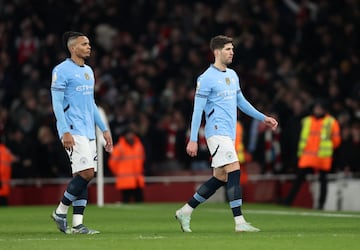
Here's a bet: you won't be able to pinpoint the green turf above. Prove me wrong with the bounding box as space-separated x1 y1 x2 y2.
0 203 359 250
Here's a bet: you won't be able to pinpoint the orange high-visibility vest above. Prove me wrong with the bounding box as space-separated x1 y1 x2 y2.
297 115 341 171
235 122 246 164
235 121 249 184
0 144 13 197
108 135 145 190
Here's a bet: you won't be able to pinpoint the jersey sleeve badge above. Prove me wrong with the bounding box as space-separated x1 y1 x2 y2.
51 72 57 86
196 81 200 93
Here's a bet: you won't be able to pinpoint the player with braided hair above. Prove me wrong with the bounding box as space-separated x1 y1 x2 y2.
50 31 113 234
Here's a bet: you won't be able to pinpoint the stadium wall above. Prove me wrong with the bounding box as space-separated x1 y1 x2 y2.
7 174 313 208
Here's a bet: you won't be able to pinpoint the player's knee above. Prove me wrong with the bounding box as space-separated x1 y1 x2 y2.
225 162 240 173
78 168 95 181
213 169 227 182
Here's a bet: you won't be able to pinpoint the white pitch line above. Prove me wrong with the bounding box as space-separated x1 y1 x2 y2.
245 209 360 218
138 235 165 240
0 235 167 242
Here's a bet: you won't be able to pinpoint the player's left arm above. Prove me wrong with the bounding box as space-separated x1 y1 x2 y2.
236 90 278 130
93 102 107 132
236 90 265 121
93 102 113 152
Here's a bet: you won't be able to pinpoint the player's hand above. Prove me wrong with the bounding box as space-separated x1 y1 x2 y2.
264 116 278 131
186 141 198 157
103 130 113 153
62 132 75 151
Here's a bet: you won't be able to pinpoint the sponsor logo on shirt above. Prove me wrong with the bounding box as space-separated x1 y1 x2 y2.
76 85 94 95
217 89 237 99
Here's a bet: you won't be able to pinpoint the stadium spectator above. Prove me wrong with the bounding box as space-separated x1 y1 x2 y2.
337 120 360 178
6 127 38 178
0 106 9 140
155 108 187 172
36 125 70 178
175 35 278 233
50 31 113 234
15 19 40 65
281 97 307 173
248 111 283 174
187 121 210 171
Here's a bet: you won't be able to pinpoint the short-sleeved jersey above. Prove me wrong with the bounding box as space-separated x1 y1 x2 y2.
196 65 240 140
51 58 97 139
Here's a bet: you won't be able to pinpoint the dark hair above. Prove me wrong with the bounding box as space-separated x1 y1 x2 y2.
209 35 233 51
312 98 329 111
62 31 85 49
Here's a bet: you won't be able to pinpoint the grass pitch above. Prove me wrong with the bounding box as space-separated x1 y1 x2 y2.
0 203 359 250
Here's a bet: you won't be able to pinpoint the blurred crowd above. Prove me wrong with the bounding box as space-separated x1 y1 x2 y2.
0 0 359 179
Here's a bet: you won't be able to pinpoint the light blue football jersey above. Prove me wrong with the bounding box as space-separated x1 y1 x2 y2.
190 65 265 141
51 58 105 139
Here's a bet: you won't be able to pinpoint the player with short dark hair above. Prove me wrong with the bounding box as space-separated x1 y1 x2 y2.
50 31 113 234
175 35 278 232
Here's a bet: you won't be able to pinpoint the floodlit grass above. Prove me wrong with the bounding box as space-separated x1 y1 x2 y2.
0 203 359 250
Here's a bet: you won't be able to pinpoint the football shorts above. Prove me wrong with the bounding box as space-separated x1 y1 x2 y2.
207 135 238 168
65 135 97 174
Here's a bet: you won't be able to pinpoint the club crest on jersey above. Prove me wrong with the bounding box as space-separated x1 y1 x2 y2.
225 77 230 85
85 73 90 80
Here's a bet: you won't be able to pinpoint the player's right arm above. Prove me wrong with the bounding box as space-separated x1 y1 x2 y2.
51 68 74 150
187 89 207 157
51 90 75 150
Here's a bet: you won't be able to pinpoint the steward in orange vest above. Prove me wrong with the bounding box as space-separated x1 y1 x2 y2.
108 128 146 203
297 114 341 171
0 143 14 206
284 99 341 209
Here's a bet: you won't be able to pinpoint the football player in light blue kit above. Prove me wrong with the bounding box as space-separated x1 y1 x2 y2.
50 31 113 234
176 35 278 232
